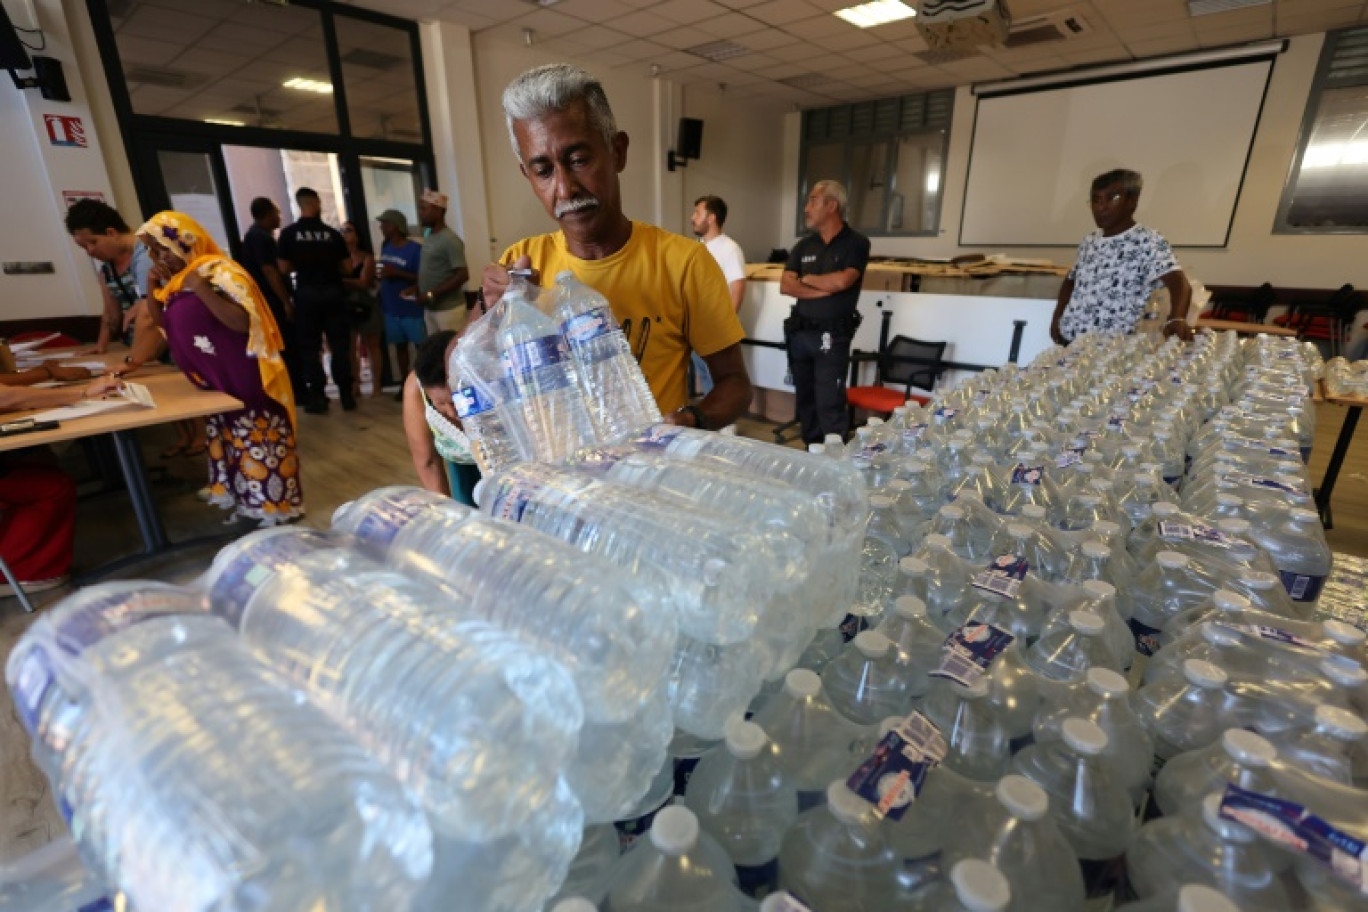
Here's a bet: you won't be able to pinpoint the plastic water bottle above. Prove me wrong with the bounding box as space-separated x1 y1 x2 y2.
1127 552 1225 658
612 758 676 854
1011 718 1136 904
866 494 910 556
604 806 745 911
6 585 434 912
1074 580 1137 672
668 635 766 741
684 720 799 899
922 858 1013 912
1114 884 1242 912
498 285 599 462
883 754 994 895
752 670 866 811
204 529 584 842
822 630 915 726
1033 668 1154 807
553 271 661 440
941 775 1086 912
1258 704 1367 786
569 683 676 824
449 297 530 472
1124 793 1292 911
1133 660 1234 773
874 595 943 699
898 548 969 622
921 677 1013 782
547 824 621 908
776 781 901 911
1151 728 1279 818
1255 507 1333 605
1023 609 1125 683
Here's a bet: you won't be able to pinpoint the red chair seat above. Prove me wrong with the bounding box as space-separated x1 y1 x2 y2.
1273 313 1336 339
11 331 79 349
1200 308 1252 322
847 385 909 413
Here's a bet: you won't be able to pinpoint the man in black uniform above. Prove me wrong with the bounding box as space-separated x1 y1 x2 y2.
240 196 303 399
277 187 353 413
781 180 871 444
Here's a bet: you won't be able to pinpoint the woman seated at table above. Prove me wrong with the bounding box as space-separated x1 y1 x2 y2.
0 375 122 595
138 211 304 528
402 330 480 505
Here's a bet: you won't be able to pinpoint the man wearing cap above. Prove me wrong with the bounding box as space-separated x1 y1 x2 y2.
241 196 302 397
414 189 470 335
376 209 425 386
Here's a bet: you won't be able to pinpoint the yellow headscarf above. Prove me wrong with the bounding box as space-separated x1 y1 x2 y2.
138 211 295 428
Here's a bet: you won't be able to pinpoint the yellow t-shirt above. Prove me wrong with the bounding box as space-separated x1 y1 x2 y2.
502 221 745 414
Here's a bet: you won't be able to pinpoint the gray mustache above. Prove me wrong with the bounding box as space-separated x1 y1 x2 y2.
554 196 599 218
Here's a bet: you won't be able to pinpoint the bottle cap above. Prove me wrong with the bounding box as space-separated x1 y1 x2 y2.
649 806 699 855
551 900 598 912
1177 884 1241 912
869 495 895 509
1069 610 1106 636
1157 550 1190 570
807 443 824 455
924 533 954 551
1183 659 1228 688
1152 502 1181 517
1081 579 1117 602
825 434 843 446
1211 590 1251 612
899 556 931 577
1086 667 1129 698
867 418 884 427
1237 570 1278 590
826 781 872 825
1081 540 1111 560
1091 520 1122 540
1003 522 1033 540
1321 657 1368 688
995 774 1049 821
939 504 965 520
1199 622 1243 647
885 478 912 493
1315 704 1368 741
893 595 927 619
1324 620 1366 648
1222 729 1277 766
949 858 1012 912
1062 717 1108 755
725 720 769 760
785 669 822 700
853 630 892 659
1020 504 1047 521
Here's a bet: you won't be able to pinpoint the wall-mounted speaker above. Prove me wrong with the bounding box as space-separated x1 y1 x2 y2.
34 56 70 102
677 117 703 160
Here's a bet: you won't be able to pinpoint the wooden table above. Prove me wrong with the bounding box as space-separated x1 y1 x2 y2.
1 352 243 588
1195 318 1299 337
1315 382 1367 530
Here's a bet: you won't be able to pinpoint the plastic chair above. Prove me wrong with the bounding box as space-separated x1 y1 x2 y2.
1273 284 1363 356
847 334 947 425
10 331 80 350
0 553 35 613
1199 282 1275 323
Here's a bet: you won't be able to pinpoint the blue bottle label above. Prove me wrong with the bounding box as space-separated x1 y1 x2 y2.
11 645 55 735
1158 520 1236 549
633 425 686 451
1215 621 1319 650
77 901 116 912
507 334 568 375
846 710 947 821
1128 617 1163 657
931 622 1015 687
561 306 616 345
453 385 494 420
49 586 196 657
933 407 958 421
1107 415 1127 430
486 479 535 524
210 532 329 627
971 554 1030 598
1220 783 1368 893
1010 465 1045 486
735 859 780 899
1279 570 1327 603
902 423 928 446
351 489 431 549
856 441 888 463
1223 471 1308 496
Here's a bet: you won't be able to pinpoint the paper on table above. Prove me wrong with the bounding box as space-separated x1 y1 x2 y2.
26 381 157 422
8 334 62 353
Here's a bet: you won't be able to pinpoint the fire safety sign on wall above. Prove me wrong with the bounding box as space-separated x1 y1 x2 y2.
44 114 87 148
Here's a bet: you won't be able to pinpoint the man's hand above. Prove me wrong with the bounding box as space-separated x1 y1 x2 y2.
1163 320 1193 342
148 261 175 290
83 375 123 399
481 256 536 310
1050 321 1067 346
50 364 93 382
380 263 404 280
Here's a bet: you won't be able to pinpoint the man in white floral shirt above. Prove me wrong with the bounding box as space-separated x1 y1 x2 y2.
1051 169 1192 345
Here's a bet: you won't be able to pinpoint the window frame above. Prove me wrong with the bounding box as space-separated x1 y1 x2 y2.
1273 26 1368 236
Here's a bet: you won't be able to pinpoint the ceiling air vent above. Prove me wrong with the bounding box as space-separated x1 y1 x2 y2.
1004 11 1091 49
1187 0 1271 16
123 65 208 90
685 40 751 62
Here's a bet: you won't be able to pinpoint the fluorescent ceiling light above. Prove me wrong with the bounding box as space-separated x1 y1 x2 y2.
835 0 917 28
204 118 245 126
282 77 334 94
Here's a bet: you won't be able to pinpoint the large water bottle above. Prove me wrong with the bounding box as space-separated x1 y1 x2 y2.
683 720 799 899
822 630 916 726
1115 884 1242 912
1128 552 1226 658
882 750 994 896
547 824 621 908
752 670 866 811
941 775 1086 912
1033 668 1153 807
449 297 530 472
921 677 1014 782
776 781 901 911
1151 728 1279 818
604 806 745 911
668 635 766 740
1258 704 1367 786
1023 609 1126 683
874 595 944 699
1255 506 1333 605
1011 718 1136 904
921 858 1014 912
1124 793 1292 911
204 529 583 842
1133 659 1234 773
498 285 599 462
6 585 433 912
553 271 661 440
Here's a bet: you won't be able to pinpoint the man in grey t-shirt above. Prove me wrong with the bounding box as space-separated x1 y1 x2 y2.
414 189 470 334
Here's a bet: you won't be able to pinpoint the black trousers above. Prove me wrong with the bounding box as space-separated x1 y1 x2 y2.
788 328 852 444
266 300 305 400
294 286 353 405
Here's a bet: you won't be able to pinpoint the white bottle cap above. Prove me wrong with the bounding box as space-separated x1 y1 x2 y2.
551 900 598 912
869 495 895 509
1004 522 1033 539
1086 667 1129 698
1215 518 1251 536
807 443 825 455
1157 550 1190 570
1324 620 1366 648
1069 610 1106 636
826 781 872 825
1321 657 1368 688
1183 659 1228 688
867 417 884 427
925 533 954 551
949 858 1012 912
1081 540 1111 560
649 806 699 855
1152 502 1181 517
1237 570 1278 590
853 630 892 659
1081 579 1117 602
785 669 822 699
1062 717 1109 756
825 434 844 446
893 595 927 619
1222 729 1277 766
995 774 1049 821
939 504 966 520
726 720 769 760
1199 622 1243 647
899 556 931 577
1177 884 1241 912
1091 520 1122 539
1211 590 1252 612
1316 705 1368 741
885 478 912 493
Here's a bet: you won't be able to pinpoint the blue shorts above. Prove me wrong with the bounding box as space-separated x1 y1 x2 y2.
385 313 427 346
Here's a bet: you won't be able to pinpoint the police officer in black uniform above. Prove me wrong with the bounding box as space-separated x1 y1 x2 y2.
277 187 353 413
781 180 871 444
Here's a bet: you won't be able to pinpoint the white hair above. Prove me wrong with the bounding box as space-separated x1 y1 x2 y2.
502 63 618 162
813 180 849 218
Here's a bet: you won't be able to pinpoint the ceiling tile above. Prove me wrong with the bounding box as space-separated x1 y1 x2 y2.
693 10 772 38
732 27 801 49
747 0 827 27
654 26 719 50
611 9 678 37
766 40 829 61
723 52 783 71
782 15 844 39
560 26 639 49
651 0 737 25
552 0 642 21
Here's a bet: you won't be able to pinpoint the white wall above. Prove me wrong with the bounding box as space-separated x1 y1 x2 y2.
779 33 1366 291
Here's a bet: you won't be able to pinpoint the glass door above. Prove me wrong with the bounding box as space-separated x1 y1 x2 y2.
358 155 424 253
131 136 239 253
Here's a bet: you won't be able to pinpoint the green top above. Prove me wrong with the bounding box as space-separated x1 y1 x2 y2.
417 226 467 312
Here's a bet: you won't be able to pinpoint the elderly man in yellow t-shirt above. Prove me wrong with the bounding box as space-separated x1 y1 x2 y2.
480 63 752 432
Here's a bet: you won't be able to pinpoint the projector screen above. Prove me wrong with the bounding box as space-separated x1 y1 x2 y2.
960 59 1275 248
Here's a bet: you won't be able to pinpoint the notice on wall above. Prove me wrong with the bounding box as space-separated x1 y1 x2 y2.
44 114 87 148
61 190 106 208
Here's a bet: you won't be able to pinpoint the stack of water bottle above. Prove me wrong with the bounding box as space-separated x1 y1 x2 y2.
1323 356 1368 398
449 271 663 471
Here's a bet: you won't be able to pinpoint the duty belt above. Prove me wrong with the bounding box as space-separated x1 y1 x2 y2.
784 309 862 336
